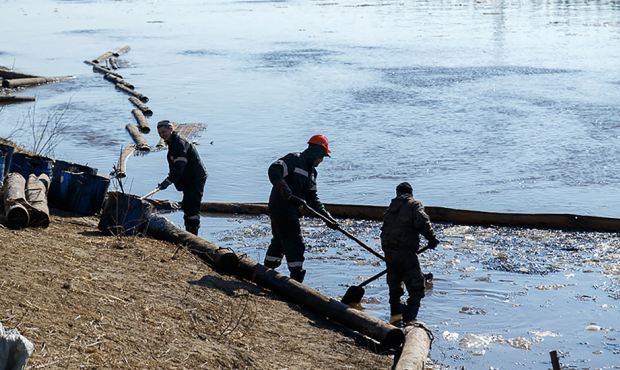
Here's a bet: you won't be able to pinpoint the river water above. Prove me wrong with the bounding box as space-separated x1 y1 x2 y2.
1 0 619 368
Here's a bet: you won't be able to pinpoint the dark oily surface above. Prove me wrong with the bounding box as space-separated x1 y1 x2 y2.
203 213 620 369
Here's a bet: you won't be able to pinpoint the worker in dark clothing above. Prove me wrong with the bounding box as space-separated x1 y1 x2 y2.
380 182 439 327
264 134 338 283
156 120 207 235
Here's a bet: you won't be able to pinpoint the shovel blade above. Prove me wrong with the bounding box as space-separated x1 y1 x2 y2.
341 285 365 306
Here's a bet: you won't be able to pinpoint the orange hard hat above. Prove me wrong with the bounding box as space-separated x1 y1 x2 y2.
307 134 331 155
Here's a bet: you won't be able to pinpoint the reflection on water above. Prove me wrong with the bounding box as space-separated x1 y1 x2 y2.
1 0 620 367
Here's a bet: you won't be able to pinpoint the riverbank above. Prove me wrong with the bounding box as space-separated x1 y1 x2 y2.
0 213 392 369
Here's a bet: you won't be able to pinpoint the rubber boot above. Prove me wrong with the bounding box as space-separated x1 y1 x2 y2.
290 268 306 283
402 300 421 326
184 216 200 235
389 314 403 327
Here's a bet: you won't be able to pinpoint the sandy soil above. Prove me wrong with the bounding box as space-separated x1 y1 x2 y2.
0 213 394 369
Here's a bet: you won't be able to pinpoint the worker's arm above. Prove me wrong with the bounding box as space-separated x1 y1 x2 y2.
412 203 439 248
167 139 190 184
306 170 338 229
268 159 295 201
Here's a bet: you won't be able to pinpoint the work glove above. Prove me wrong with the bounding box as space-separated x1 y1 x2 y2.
158 178 172 190
323 211 339 230
427 237 439 250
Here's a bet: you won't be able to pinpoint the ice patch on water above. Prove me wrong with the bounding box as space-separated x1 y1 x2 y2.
443 331 459 341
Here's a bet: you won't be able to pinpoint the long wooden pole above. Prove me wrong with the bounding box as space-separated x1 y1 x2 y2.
2 76 74 88
145 214 240 274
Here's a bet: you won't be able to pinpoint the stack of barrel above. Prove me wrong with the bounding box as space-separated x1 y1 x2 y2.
0 143 110 229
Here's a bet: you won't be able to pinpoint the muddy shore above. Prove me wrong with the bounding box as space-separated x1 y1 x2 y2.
0 213 393 369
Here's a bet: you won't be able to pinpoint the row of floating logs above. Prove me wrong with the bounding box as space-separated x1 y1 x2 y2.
86 46 155 162
97 192 431 369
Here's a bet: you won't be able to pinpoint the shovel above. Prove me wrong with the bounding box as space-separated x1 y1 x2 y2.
340 244 436 307
292 196 386 262
140 187 161 200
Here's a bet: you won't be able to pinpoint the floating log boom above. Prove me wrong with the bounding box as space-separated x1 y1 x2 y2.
128 97 153 116
131 109 150 134
92 51 114 64
125 124 150 151
113 145 136 178
0 68 39 80
179 202 620 233
2 76 74 88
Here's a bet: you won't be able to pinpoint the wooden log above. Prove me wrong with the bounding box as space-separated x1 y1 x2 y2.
125 124 150 152
113 145 135 178
131 109 150 134
233 255 405 349
25 173 50 228
0 68 39 79
2 76 74 88
145 214 240 274
116 83 148 103
83 60 123 79
3 172 29 229
92 51 114 64
103 73 134 89
550 350 561 370
114 45 131 56
0 95 35 104
109 57 119 70
128 97 153 116
393 322 432 370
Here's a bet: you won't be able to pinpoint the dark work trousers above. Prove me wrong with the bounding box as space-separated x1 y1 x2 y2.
385 248 425 322
264 213 306 282
181 176 206 235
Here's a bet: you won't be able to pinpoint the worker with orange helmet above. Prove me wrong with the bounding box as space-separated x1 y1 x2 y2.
264 134 338 283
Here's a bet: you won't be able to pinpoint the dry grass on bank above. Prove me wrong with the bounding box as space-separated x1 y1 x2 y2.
0 214 393 369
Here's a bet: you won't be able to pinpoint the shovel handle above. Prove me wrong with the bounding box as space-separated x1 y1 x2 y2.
140 187 161 200
295 196 386 262
356 243 436 287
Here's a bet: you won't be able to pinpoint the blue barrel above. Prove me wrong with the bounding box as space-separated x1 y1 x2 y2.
57 171 110 215
9 152 54 178
49 160 98 207
0 143 15 181
98 192 152 236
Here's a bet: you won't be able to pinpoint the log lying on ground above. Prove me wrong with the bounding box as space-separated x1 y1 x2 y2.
129 96 153 116
145 214 240 274
103 73 134 89
234 255 405 349
113 145 136 178
83 60 123 79
131 109 150 134
125 124 150 151
393 322 432 370
116 84 148 102
188 202 620 233
3 173 29 229
25 173 50 228
0 95 35 104
2 76 74 88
